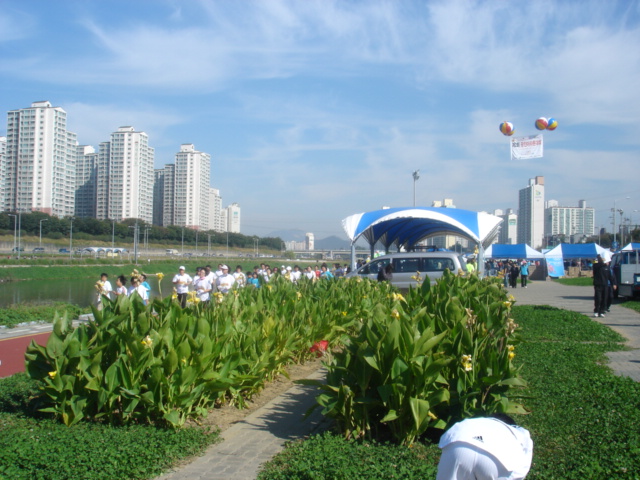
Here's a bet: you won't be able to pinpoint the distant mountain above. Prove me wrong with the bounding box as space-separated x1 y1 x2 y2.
266 230 351 250
314 235 351 250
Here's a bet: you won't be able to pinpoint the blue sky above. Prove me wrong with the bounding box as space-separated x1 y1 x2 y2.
1 0 639 238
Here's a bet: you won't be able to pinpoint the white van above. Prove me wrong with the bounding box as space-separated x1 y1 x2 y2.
166 249 179 256
611 248 640 298
346 252 467 289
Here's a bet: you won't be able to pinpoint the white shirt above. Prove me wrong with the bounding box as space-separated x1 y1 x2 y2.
233 271 246 287
193 276 213 301
172 273 193 294
305 270 316 280
439 418 533 479
290 271 302 283
98 280 113 302
205 271 217 286
216 273 235 293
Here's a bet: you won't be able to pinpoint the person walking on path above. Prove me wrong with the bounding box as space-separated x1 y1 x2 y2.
172 266 192 308
509 262 519 288
520 260 530 288
593 254 614 317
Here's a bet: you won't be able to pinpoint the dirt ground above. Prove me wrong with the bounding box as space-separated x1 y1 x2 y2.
195 357 324 433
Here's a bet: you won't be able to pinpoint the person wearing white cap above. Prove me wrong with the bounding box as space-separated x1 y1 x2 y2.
216 265 235 294
436 415 533 480
172 265 192 308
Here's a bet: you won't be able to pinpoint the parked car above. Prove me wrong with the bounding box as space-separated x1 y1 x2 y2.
611 248 640 298
32 247 45 253
59 248 70 254
11 247 25 252
346 251 467 289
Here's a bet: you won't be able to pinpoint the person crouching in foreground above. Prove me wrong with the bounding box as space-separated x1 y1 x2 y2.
437 414 533 480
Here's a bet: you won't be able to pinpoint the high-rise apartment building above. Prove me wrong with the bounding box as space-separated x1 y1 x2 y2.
75 145 98 218
0 136 6 210
4 101 77 216
151 164 175 227
174 144 210 230
226 203 241 233
305 232 315 251
517 176 545 249
494 208 518 244
97 126 154 223
208 188 224 232
545 199 595 241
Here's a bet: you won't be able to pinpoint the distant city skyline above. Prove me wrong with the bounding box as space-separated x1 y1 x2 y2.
0 1 638 237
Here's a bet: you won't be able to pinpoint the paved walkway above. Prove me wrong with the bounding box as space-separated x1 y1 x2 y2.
509 279 640 381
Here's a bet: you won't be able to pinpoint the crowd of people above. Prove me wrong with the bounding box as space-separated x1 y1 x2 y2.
94 262 356 309
484 259 539 289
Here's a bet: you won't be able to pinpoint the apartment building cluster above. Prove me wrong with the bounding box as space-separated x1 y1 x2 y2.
0 101 240 233
429 177 595 250
493 176 595 249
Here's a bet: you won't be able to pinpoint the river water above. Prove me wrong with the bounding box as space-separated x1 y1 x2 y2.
0 276 176 308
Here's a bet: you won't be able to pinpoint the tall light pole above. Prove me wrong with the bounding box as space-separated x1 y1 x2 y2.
8 214 16 254
39 219 48 249
412 170 420 207
111 220 116 250
612 197 630 247
69 218 74 261
195 230 199 253
17 212 22 260
207 233 212 256
226 230 229 260
181 227 185 254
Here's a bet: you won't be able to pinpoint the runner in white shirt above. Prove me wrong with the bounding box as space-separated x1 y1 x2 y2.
114 275 128 297
204 265 217 291
128 276 149 305
437 415 533 480
96 273 113 310
233 265 246 288
290 265 302 284
304 266 316 281
216 265 235 293
172 266 193 308
192 269 213 304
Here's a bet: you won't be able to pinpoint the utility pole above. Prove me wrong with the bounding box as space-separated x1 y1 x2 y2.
412 170 420 207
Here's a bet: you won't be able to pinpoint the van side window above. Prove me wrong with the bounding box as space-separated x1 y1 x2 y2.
394 258 420 273
360 259 388 275
423 258 455 272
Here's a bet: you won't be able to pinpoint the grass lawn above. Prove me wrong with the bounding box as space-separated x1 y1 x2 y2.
554 277 593 286
0 373 218 480
258 305 640 480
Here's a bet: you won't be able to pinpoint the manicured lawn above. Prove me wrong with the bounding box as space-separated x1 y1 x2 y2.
259 305 640 480
619 298 640 314
0 373 218 480
554 277 593 286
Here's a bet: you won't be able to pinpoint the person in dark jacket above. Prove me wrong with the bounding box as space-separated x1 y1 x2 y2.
604 256 617 313
509 262 519 288
377 263 393 282
593 254 614 317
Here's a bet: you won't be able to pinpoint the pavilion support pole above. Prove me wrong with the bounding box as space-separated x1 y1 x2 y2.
350 243 356 272
477 243 485 277
370 243 375 260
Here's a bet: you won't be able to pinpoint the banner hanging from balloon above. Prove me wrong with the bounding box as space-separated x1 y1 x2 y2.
510 134 544 160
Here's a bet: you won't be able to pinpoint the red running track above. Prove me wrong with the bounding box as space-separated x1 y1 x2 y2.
0 332 51 378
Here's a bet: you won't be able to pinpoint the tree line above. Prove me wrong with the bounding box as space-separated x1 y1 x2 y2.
0 212 284 251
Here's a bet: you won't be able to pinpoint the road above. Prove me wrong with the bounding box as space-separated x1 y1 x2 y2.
0 331 51 378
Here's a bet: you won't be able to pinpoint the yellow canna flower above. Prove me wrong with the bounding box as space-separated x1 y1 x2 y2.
428 411 438 420
461 354 473 372
296 291 302 300
48 371 57 379
181 358 187 365
141 335 153 348
391 309 400 320
157 272 165 281
341 311 347 316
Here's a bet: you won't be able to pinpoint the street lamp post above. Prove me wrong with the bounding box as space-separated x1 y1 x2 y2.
195 231 199 254
612 197 630 247
111 220 116 250
8 214 16 254
17 212 21 260
412 170 420 207
39 219 48 249
69 218 74 261
207 234 212 256
181 227 185 254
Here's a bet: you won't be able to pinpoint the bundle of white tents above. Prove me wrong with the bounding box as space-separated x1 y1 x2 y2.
485 242 633 278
